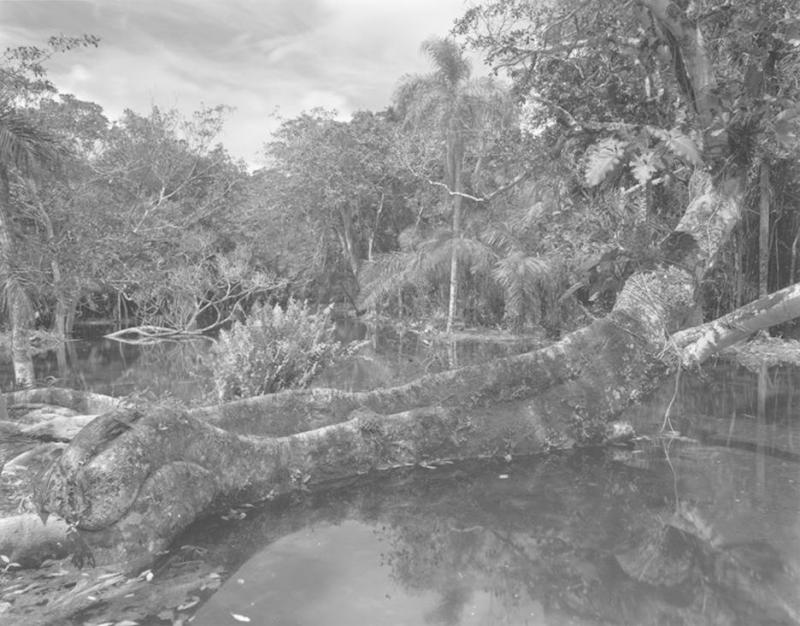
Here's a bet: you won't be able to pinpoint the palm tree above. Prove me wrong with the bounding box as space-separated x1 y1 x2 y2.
394 38 507 332
0 101 61 388
358 228 497 317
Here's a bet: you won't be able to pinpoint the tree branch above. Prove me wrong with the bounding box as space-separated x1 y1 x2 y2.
673 282 800 367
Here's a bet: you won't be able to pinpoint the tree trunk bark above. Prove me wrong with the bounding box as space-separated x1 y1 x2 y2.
338 205 360 280
446 133 465 334
673 281 800 367
446 195 462 333
759 160 771 298
9 292 35 389
0 167 34 389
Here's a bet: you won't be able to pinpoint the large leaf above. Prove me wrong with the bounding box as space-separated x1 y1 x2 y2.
584 137 626 187
774 106 800 148
664 128 702 166
631 151 660 187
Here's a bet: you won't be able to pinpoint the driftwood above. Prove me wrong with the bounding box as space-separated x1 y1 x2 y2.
104 325 211 345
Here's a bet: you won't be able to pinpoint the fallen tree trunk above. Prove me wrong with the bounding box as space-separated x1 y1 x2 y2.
673 282 800 366
27 172 772 569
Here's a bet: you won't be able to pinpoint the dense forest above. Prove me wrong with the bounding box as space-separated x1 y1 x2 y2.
2 0 797 391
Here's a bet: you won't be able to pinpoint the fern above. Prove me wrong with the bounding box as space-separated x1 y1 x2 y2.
206 299 345 400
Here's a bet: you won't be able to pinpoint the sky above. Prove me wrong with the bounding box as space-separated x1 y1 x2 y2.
0 0 474 168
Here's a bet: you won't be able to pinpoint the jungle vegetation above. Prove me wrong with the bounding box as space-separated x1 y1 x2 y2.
0 1 798 389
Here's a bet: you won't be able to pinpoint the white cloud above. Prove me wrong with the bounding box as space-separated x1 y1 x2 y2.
298 90 350 115
0 0 473 164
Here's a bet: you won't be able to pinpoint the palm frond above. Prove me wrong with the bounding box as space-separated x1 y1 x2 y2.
0 101 63 175
420 38 471 87
393 75 448 129
357 250 418 310
492 252 560 328
0 273 34 319
482 223 518 254
412 234 456 283
455 237 497 274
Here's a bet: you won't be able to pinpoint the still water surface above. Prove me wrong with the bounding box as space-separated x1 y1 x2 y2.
7 329 800 624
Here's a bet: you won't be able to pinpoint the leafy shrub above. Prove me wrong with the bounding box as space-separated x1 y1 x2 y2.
206 299 346 401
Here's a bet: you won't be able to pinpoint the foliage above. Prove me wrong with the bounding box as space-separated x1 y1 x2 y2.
206 299 347 401
455 0 800 323
1 35 99 100
78 105 262 332
262 109 412 301
2 2 798 341
125 246 285 334
391 38 522 331
583 126 703 189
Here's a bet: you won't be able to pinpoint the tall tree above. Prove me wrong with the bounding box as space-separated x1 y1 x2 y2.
265 108 410 303
0 35 98 386
14 94 111 341
0 104 61 386
93 105 269 336
394 38 508 332
456 0 800 312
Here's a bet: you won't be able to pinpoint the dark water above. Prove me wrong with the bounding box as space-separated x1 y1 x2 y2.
3 322 539 400
187 363 800 626
4 331 800 625
0 335 213 402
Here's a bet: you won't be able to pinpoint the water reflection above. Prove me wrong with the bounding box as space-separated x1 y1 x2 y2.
3 330 800 624
192 520 525 626
179 433 799 625
2 325 541 400
0 337 213 404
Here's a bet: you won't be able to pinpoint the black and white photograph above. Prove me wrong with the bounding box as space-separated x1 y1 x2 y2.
1 1 799 624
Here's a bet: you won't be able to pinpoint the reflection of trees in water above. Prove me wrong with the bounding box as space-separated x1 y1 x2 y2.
635 363 800 432
170 449 799 625
110 339 214 405
29 337 215 404
317 327 540 392
379 452 799 624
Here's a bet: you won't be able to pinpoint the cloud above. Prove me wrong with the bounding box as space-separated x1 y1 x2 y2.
0 0 472 166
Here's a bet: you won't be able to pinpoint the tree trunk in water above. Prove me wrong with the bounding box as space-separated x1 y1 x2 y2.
10 291 34 389
673 281 800 366
29 173 767 569
759 160 770 298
